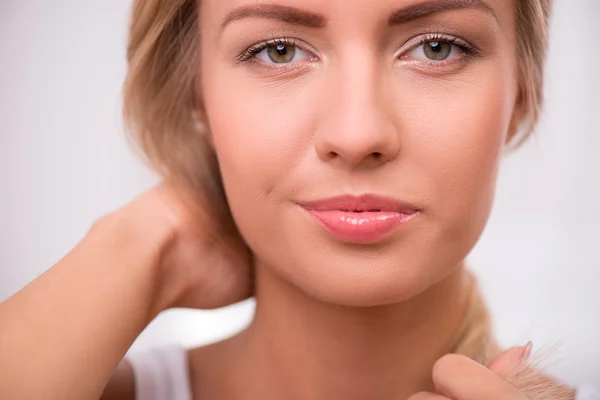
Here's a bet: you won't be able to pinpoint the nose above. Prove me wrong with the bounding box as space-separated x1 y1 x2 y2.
313 57 400 169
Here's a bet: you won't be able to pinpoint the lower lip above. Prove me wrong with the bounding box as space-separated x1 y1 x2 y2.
303 209 418 244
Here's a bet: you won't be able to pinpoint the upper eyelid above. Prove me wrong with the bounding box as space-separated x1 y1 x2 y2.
403 34 467 49
397 33 477 55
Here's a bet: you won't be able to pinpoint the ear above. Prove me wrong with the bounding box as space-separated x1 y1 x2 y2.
505 87 528 145
193 79 216 149
192 104 215 149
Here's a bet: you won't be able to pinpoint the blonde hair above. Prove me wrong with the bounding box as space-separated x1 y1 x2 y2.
124 0 570 397
457 273 573 399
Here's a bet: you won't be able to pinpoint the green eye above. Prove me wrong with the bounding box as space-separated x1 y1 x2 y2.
423 41 452 61
267 44 297 63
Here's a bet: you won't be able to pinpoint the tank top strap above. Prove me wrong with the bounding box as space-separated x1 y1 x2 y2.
127 344 192 400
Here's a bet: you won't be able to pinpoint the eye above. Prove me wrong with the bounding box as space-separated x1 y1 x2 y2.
401 35 476 63
240 39 315 65
261 43 298 64
422 41 453 60
407 40 462 62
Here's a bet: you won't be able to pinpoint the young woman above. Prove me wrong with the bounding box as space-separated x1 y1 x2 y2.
1 0 597 399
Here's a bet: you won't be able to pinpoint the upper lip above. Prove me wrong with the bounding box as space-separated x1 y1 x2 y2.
300 194 419 213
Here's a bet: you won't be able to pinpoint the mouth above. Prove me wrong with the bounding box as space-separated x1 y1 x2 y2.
299 194 419 245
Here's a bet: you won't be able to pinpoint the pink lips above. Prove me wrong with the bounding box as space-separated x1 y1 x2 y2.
300 194 419 244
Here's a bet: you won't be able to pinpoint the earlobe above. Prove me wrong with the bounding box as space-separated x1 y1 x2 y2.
192 104 215 149
505 89 527 145
193 80 215 149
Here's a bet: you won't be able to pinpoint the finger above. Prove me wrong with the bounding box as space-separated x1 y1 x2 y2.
487 342 532 379
433 354 524 400
408 392 450 400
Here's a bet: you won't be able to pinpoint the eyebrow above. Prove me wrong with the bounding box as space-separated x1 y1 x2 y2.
388 0 498 25
220 0 497 32
220 4 327 31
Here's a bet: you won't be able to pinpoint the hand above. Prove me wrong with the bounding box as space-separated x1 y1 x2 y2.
409 345 531 400
0 181 253 399
409 343 576 400
100 182 253 314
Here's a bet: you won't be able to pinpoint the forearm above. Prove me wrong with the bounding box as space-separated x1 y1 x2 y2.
0 215 169 399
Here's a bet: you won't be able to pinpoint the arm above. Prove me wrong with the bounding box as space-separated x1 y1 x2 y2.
0 185 251 400
0 212 171 400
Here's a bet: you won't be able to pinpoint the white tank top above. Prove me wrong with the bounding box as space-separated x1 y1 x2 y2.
127 344 192 400
127 345 599 400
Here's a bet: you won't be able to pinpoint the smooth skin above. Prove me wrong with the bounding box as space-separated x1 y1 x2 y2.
0 187 572 400
0 0 577 399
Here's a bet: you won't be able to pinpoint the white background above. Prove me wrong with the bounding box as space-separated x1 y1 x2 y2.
1 0 598 387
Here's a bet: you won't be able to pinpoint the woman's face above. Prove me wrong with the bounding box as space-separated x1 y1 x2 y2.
199 0 521 306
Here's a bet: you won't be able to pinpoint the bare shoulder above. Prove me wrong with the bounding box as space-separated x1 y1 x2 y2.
100 359 135 400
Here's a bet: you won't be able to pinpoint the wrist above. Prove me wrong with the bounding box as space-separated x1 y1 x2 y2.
87 205 177 317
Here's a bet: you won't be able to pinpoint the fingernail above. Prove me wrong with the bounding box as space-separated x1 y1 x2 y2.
521 341 533 362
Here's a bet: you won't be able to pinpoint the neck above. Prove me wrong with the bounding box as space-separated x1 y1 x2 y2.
231 263 473 400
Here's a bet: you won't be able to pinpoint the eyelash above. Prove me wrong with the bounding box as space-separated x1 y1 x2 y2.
237 37 310 62
236 33 480 65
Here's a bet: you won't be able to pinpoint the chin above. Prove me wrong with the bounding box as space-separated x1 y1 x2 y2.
264 241 457 308
233 200 482 309
302 269 432 308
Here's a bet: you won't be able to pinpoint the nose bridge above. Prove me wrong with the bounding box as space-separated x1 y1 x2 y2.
314 49 399 167
340 57 380 125
332 51 384 135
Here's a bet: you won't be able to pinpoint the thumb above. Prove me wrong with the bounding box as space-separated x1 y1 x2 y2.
487 341 532 379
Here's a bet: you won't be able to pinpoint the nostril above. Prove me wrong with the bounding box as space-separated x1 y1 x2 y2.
372 152 383 159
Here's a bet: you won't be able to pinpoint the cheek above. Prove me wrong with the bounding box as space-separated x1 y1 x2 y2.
200 63 316 235
399 67 515 233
